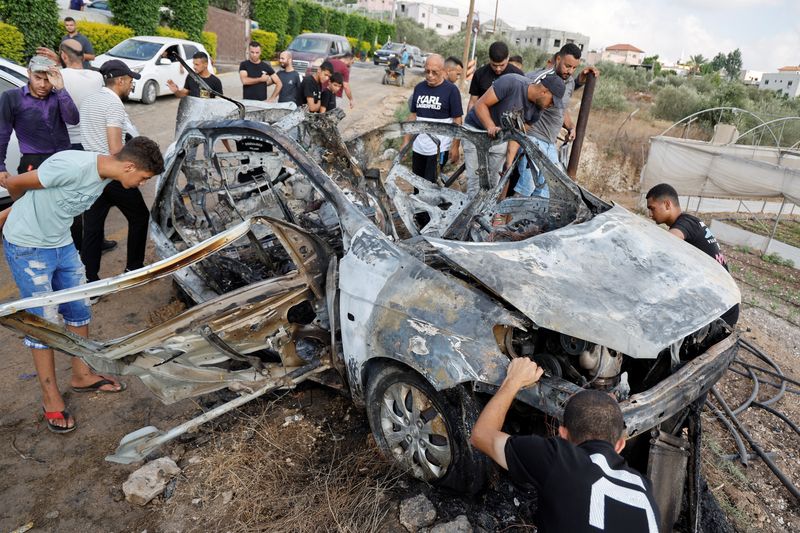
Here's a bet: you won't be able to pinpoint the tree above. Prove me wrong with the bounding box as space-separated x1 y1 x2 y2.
1 0 60 59
253 0 288 40
110 0 161 35
643 54 662 77
725 48 743 81
165 0 208 41
688 54 706 75
710 52 727 72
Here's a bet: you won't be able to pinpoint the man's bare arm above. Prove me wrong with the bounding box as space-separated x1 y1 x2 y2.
0 170 44 201
466 94 478 113
239 70 268 86
344 81 354 108
474 88 501 137
107 126 124 155
267 73 282 102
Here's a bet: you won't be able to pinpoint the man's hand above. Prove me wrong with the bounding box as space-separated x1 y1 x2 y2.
37 47 59 63
47 67 64 91
567 127 576 141
0 171 9 189
349 99 355 109
487 125 502 138
466 58 477 81
0 206 10 232
166 79 179 93
579 66 600 84
448 150 460 165
504 358 544 390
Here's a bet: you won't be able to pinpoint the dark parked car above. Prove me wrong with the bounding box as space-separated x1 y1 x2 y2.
287 32 351 75
374 43 424 68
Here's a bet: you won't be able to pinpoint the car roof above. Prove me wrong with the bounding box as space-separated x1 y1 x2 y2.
0 57 28 78
294 33 348 41
122 36 204 47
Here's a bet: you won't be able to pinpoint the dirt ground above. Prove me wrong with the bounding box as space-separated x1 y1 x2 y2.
1 67 799 532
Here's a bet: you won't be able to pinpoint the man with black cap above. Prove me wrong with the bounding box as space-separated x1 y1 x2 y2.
79 60 151 289
462 71 565 195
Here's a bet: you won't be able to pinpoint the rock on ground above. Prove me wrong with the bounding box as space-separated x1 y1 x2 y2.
399 494 437 532
123 457 182 506
428 515 472 533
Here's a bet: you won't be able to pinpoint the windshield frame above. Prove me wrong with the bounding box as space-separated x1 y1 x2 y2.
107 39 163 61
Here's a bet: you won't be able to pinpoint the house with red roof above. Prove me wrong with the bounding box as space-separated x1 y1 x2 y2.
600 43 645 66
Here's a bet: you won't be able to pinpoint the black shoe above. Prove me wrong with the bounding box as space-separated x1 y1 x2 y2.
101 239 117 253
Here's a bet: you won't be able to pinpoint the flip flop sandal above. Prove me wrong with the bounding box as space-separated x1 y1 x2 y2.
71 378 127 394
43 408 76 434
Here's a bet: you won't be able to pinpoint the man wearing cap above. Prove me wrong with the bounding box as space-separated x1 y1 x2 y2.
79 60 151 287
513 44 600 198
462 72 565 195
63 17 95 69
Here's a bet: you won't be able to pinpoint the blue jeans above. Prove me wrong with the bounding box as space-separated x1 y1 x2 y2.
514 136 560 198
3 238 91 349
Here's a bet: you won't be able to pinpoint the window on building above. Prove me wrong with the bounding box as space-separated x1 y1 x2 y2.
554 39 561 47
537 37 542 46
447 24 454 30
515 38 520 45
421 12 425 17
789 80 794 86
436 23 441 28
401 5 405 12
764 80 769 85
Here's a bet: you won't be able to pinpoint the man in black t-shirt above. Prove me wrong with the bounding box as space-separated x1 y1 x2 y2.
471 358 660 533
275 50 302 104
167 52 222 99
296 61 333 112
467 41 524 113
320 72 343 112
239 41 282 101
646 183 739 326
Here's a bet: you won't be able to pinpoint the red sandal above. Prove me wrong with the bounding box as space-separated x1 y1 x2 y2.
43 408 76 434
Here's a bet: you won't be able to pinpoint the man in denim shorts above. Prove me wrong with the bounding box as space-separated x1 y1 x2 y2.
0 137 163 433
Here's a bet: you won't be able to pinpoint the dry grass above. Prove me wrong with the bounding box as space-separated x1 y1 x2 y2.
161 393 404 533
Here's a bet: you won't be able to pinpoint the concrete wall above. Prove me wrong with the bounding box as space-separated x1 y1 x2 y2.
204 6 249 66
509 27 590 56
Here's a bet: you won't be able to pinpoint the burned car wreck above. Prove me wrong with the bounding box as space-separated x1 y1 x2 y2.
0 96 739 525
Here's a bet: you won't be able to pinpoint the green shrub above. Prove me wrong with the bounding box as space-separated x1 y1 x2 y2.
652 85 710 122
326 9 347 36
594 61 650 92
251 29 278 60
164 0 207 41
200 31 217 59
592 79 629 112
57 20 134 56
360 40 371 56
155 26 188 40
1 0 60 59
298 1 325 33
0 21 25 63
346 36 358 52
109 0 161 36
286 2 302 37
253 0 288 41
345 13 367 41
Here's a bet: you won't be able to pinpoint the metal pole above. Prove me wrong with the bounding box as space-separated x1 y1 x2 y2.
492 0 499 34
764 197 786 253
566 71 596 179
460 0 476 91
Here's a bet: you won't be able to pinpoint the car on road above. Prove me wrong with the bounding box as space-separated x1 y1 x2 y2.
0 93 740 526
0 58 27 205
91 36 213 104
373 43 424 68
287 32 351 75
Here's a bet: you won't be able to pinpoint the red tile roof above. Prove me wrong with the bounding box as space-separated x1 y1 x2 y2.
778 66 800 72
606 43 645 53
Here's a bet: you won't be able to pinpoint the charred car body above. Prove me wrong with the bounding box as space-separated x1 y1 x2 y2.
0 92 739 525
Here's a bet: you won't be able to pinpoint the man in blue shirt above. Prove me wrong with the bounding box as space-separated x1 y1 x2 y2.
0 137 164 433
403 54 463 182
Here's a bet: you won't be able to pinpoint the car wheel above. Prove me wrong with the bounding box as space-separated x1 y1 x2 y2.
365 365 488 493
141 80 158 105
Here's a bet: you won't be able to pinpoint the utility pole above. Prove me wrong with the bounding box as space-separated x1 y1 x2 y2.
492 0 499 34
460 0 475 90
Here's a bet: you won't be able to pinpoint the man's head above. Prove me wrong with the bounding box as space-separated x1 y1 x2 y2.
554 43 582 80
423 54 445 87
528 70 566 110
192 51 210 75
248 41 262 63
100 59 141 100
113 136 165 189
27 56 57 98
488 41 510 75
444 56 463 83
509 55 523 71
59 39 84 67
646 183 682 225
341 51 355 66
279 50 293 70
317 61 334 84
329 71 344 94
559 390 625 451
64 17 77 35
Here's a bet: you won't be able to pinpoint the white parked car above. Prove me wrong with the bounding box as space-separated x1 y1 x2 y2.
0 58 27 205
92 36 213 104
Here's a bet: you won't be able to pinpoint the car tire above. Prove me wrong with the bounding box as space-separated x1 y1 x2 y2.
365 364 488 493
141 80 158 105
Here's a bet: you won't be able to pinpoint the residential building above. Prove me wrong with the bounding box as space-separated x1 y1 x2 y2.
508 26 590 56
356 0 396 19
479 19 517 38
740 70 763 85
598 43 645 66
395 2 460 36
759 67 800 98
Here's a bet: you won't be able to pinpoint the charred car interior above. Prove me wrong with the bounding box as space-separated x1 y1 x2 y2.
0 95 740 527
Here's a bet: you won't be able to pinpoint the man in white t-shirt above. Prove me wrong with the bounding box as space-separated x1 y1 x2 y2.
80 60 150 286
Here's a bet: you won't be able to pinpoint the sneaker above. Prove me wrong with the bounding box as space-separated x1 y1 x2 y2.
102 239 117 253
89 295 101 305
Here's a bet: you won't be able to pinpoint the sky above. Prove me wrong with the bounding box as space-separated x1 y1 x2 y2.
430 0 799 72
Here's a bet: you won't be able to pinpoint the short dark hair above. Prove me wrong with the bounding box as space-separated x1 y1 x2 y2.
558 43 582 60
64 16 75 23
445 56 463 68
342 51 354 59
249 41 261 49
330 71 344 85
488 41 510 63
509 55 523 65
563 390 624 444
645 183 680 206
192 51 209 62
116 137 164 175
319 61 334 74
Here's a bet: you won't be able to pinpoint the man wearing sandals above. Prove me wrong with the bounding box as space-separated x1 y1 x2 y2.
0 137 164 433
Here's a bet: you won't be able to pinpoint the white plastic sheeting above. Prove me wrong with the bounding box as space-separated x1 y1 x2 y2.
640 136 800 204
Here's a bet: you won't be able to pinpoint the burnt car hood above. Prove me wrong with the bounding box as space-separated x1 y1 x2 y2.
424 205 740 359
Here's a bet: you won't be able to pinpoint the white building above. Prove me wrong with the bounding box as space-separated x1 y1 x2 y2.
356 0 396 18
740 70 763 85
396 2 461 36
759 67 800 98
595 43 645 66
